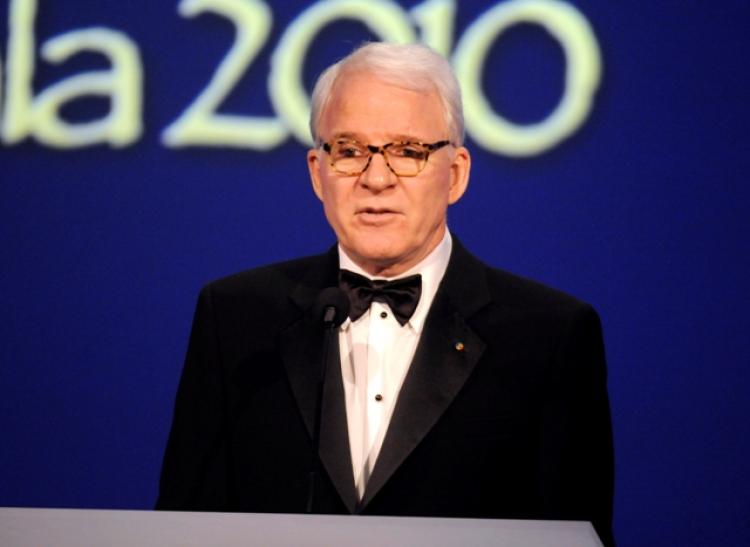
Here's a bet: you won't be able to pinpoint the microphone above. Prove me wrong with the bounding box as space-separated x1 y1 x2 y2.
311 287 350 328
307 287 349 513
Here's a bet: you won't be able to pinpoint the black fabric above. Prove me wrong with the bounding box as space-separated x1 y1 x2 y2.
156 237 615 547
338 269 422 326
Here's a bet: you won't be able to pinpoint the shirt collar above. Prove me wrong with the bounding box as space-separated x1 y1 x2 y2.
338 229 452 333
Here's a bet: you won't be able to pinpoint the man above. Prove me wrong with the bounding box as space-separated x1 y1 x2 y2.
157 42 615 546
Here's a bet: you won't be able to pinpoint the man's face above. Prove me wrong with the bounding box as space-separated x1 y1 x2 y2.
308 72 470 277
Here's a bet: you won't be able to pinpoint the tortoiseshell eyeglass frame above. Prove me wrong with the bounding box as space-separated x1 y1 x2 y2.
320 139 452 177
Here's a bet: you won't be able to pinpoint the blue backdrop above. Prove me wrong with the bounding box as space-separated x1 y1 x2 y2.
1 1 749 545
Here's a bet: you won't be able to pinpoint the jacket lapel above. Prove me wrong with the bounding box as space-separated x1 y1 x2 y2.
358 238 491 509
318 337 359 512
277 247 358 512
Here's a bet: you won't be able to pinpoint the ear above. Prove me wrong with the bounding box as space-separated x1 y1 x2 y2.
307 147 324 202
448 145 471 205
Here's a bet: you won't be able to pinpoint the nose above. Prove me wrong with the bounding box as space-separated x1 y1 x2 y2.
359 152 396 191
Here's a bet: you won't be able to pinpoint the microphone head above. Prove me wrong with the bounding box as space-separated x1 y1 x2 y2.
312 287 350 327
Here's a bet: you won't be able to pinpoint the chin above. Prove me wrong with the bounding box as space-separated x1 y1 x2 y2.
357 245 401 264
351 239 404 266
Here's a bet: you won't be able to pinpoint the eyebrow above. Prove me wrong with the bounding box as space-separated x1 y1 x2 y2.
331 132 362 141
330 132 425 143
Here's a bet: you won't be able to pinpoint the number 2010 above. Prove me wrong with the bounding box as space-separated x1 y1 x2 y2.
1 0 601 157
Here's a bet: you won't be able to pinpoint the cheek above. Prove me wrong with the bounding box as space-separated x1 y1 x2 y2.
322 187 351 228
413 186 450 224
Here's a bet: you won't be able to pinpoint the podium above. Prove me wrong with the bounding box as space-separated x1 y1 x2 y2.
0 508 604 546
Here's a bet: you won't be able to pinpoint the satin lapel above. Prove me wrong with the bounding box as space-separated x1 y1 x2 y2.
277 246 357 512
358 237 491 510
319 336 358 512
278 315 321 439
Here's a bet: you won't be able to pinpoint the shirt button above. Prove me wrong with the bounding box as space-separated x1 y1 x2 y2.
374 394 383 402
380 311 388 319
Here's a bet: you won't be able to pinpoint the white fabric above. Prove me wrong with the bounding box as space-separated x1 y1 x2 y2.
338 230 452 499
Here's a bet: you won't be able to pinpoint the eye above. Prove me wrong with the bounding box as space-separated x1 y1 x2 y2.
334 141 366 159
391 143 428 160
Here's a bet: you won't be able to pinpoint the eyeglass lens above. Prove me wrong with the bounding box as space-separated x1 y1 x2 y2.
330 141 428 176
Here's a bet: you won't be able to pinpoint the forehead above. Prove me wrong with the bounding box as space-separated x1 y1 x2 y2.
319 72 447 142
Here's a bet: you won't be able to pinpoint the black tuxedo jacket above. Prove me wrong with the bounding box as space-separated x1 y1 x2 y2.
157 239 614 546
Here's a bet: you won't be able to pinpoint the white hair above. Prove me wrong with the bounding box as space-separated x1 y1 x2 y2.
309 42 465 145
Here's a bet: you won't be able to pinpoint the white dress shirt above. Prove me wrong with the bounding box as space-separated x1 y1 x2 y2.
338 230 452 499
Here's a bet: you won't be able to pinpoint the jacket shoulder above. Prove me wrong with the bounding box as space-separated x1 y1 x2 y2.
191 251 335 336
483 265 594 316
203 252 328 300
443 238 599 327
450 239 594 316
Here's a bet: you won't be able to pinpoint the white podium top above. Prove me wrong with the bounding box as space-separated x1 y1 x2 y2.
0 508 603 547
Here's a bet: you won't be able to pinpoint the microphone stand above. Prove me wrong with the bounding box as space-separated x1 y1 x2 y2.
306 306 338 513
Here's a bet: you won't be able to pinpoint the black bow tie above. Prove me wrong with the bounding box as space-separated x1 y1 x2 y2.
338 269 422 326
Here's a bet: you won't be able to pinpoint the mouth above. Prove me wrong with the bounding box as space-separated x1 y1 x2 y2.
355 207 401 225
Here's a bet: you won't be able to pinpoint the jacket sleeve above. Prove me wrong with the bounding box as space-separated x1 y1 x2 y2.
537 304 616 546
155 286 229 510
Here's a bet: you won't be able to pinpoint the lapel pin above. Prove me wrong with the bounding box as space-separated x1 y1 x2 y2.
454 341 465 352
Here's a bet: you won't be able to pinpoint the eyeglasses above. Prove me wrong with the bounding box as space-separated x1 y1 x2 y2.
321 139 452 177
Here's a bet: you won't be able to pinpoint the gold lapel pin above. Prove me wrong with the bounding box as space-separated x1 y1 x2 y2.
454 341 465 352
